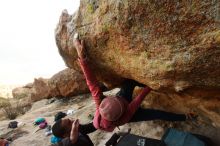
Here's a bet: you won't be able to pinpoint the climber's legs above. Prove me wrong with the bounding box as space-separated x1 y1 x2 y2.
129 108 186 122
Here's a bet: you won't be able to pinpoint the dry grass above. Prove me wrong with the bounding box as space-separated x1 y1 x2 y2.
1 99 32 120
0 97 10 108
2 104 19 120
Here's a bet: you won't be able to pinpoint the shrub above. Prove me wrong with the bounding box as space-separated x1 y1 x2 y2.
14 93 29 99
0 97 10 108
16 102 32 115
2 103 18 120
1 101 32 120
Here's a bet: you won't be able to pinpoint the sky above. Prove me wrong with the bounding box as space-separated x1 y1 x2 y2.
0 0 80 85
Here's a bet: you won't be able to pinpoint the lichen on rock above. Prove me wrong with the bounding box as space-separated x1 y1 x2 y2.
56 0 220 90
55 0 220 127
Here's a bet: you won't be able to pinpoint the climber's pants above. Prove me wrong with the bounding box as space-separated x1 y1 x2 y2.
116 79 186 122
130 108 186 122
116 79 145 103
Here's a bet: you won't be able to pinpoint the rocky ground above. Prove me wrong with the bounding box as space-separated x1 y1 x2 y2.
0 89 219 146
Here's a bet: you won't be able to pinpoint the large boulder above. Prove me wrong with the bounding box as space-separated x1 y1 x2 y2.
12 68 89 101
12 79 50 102
30 78 51 101
48 68 89 97
55 0 220 127
12 87 32 100
56 0 220 91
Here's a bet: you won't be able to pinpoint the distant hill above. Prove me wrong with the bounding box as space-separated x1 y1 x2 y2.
0 84 20 98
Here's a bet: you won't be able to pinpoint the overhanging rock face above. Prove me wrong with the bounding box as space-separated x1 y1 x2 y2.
55 0 220 91
55 0 220 128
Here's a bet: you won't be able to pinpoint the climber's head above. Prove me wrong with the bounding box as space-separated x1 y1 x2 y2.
99 97 126 121
52 118 74 138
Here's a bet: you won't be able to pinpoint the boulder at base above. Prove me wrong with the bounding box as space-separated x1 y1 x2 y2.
12 68 89 101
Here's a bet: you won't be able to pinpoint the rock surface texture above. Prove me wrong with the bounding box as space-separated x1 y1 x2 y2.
12 68 89 101
55 1 220 127
56 0 220 90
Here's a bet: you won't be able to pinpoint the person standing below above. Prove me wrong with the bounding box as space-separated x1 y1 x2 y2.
51 119 96 146
73 37 196 132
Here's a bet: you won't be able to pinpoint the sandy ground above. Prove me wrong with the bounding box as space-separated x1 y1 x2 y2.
0 89 219 146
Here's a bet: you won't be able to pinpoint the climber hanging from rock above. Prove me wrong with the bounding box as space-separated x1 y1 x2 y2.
51 34 197 146
72 34 197 132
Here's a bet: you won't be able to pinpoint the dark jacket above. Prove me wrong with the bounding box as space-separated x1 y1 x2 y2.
55 135 93 146
52 123 96 146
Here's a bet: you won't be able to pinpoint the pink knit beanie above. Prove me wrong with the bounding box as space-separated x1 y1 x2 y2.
99 97 126 121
